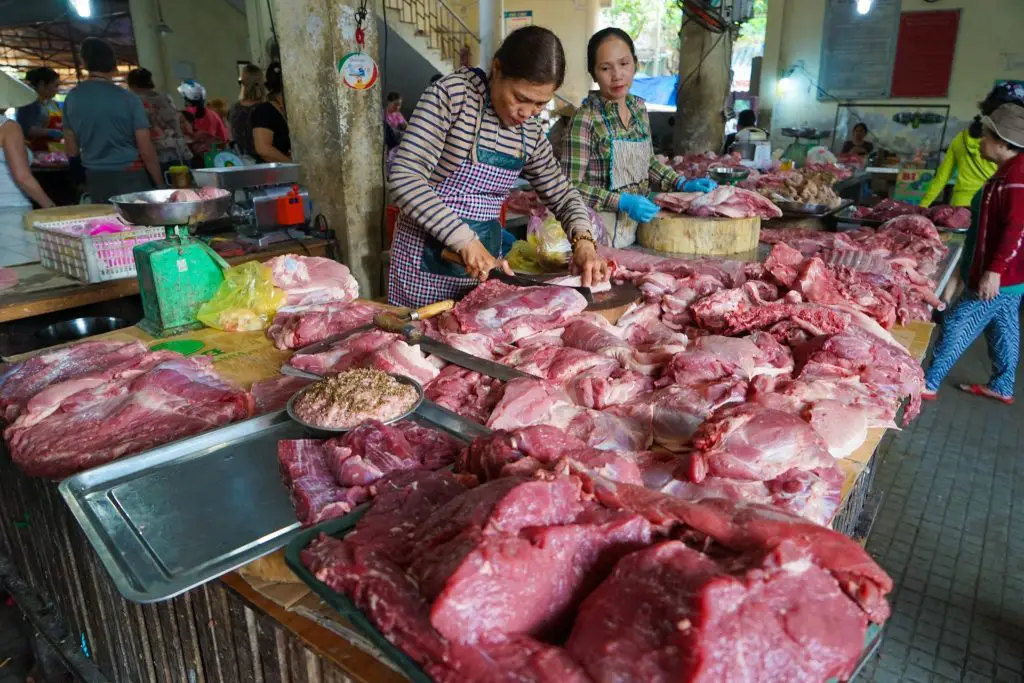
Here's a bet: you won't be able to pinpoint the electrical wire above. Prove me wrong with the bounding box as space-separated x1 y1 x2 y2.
380 0 391 261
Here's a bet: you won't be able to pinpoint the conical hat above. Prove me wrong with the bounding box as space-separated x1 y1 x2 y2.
0 70 38 109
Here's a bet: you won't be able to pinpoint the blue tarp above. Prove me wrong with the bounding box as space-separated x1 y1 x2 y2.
630 75 678 106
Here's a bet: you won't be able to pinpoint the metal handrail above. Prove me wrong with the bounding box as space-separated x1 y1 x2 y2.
436 0 481 43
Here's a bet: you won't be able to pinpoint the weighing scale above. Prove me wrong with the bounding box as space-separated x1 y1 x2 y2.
780 127 832 167
111 189 233 338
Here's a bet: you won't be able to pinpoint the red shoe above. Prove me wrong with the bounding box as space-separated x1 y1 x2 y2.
921 390 938 401
956 383 1014 405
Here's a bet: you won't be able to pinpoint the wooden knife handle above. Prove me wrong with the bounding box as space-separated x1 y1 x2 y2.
373 311 410 333
441 249 464 265
411 300 455 320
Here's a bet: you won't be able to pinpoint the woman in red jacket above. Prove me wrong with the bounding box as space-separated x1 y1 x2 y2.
924 103 1024 404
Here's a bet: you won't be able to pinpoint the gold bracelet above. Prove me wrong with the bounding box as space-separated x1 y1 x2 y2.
571 231 596 249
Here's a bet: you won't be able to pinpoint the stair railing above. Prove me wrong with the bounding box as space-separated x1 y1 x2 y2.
384 0 480 70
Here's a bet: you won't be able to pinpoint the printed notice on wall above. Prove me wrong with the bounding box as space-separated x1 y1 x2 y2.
819 0 901 99
503 10 533 36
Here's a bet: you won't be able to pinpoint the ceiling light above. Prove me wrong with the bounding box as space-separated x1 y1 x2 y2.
70 0 92 18
856 0 873 15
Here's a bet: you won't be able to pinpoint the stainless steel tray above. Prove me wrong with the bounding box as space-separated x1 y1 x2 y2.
59 400 487 603
774 198 852 218
58 410 306 603
192 163 300 191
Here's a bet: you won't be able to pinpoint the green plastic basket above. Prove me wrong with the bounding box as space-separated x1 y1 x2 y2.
285 512 884 683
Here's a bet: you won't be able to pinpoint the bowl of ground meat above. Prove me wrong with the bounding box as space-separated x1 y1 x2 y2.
287 368 423 433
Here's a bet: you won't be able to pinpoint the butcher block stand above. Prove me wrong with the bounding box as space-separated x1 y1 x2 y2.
0 300 934 683
637 213 760 256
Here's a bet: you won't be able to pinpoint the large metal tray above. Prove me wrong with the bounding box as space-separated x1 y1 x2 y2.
59 400 489 603
284 509 884 683
192 163 301 191
775 198 853 218
58 410 306 603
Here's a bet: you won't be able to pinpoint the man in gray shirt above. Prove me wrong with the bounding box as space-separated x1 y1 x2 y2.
63 37 162 203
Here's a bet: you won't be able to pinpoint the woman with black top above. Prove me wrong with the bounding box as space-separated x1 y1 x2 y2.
228 64 266 159
251 62 290 163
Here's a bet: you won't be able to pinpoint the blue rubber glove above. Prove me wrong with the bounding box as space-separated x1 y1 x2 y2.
47 129 63 139
618 193 660 223
677 177 718 193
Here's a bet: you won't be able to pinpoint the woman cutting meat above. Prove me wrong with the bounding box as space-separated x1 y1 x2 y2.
560 28 716 248
388 27 607 308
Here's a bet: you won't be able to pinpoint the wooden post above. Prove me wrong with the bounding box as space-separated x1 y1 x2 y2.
674 19 732 155
271 0 385 297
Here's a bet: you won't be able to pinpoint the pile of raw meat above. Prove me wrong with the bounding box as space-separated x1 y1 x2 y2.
504 189 547 217
278 419 462 525
0 341 253 478
851 199 971 229
279 245 933 526
302 454 892 681
761 214 949 326
653 187 783 220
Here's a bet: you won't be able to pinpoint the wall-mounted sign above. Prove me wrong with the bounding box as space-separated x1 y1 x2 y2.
503 10 533 36
819 0 901 99
891 10 960 98
338 52 379 91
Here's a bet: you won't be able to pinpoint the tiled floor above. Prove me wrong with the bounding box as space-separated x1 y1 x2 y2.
862 318 1024 682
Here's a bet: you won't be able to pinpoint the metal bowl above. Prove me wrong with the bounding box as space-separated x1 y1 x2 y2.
36 317 130 346
110 188 233 227
708 165 751 184
286 373 424 436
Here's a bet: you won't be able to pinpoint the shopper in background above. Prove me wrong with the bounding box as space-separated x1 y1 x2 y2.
0 71 55 214
840 122 874 158
923 103 1024 405
229 64 266 159
178 80 229 149
921 82 1024 209
63 38 161 203
723 109 767 155
126 67 191 170
16 67 62 152
251 62 291 163
385 92 408 136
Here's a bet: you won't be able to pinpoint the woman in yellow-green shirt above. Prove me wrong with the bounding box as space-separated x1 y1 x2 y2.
921 83 1024 208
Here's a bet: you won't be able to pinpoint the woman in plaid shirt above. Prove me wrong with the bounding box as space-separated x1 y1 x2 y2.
560 28 717 248
388 27 608 308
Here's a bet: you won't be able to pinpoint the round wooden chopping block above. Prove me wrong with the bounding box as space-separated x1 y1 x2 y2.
638 214 761 256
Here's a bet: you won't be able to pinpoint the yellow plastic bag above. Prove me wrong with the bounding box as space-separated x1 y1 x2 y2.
530 214 572 271
505 239 544 273
197 262 288 332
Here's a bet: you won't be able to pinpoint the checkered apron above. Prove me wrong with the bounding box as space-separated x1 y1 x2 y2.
389 101 527 308
596 104 654 248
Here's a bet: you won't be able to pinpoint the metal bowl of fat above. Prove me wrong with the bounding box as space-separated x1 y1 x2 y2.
110 188 232 227
285 373 424 436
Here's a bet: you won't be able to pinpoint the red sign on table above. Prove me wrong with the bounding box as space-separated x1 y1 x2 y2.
890 10 961 98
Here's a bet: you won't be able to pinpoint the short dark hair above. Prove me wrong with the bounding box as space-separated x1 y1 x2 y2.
25 67 59 89
587 27 636 79
494 26 566 88
80 37 116 73
853 122 868 134
126 68 155 90
737 109 757 128
266 61 284 95
386 91 401 103
430 74 442 84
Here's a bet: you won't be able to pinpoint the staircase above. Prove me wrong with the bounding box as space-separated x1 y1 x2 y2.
382 0 479 72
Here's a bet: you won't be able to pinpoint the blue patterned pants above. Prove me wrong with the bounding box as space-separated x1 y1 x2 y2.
924 290 1023 397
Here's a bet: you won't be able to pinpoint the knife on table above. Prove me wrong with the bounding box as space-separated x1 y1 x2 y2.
440 249 595 304
291 300 456 358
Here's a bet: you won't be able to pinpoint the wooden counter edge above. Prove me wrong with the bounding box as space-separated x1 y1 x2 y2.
0 238 331 324
220 573 407 683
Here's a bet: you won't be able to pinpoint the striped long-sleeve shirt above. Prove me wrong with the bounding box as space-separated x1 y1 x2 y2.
389 68 592 251
560 93 682 213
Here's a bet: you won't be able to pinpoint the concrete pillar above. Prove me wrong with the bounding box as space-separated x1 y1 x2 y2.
479 0 498 66
128 0 171 93
758 0 786 135
585 0 602 35
674 20 732 155
271 0 385 297
244 0 275 66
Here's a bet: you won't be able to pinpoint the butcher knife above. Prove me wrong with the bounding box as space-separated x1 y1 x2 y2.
373 311 539 383
291 300 456 358
439 249 595 304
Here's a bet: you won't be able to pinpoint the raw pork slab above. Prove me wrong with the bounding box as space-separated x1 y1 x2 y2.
250 375 314 414
266 301 377 350
441 280 588 343
289 331 442 384
424 366 505 424
9 356 253 478
0 340 148 422
266 255 359 307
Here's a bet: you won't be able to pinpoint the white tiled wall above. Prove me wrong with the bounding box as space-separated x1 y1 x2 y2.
0 208 39 267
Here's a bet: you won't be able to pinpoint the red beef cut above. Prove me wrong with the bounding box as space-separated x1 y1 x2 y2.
566 539 869 683
266 301 377 350
928 204 971 229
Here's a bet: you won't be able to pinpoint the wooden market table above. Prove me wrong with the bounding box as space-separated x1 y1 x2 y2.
0 300 940 682
0 238 332 324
